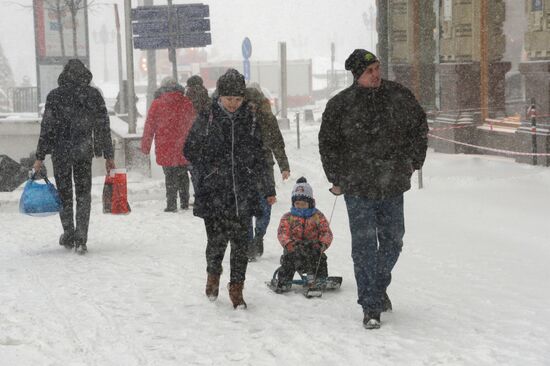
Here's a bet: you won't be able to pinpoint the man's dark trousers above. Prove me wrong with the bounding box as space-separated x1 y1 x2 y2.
162 166 189 209
53 158 92 245
344 194 404 313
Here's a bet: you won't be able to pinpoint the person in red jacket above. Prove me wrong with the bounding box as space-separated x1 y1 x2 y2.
141 77 196 212
275 177 333 292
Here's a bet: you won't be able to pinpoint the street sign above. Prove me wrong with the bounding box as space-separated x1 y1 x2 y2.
242 37 252 59
179 18 210 33
133 33 211 50
131 4 211 51
133 37 172 50
131 6 170 22
176 4 209 18
132 22 169 36
132 18 210 36
131 4 208 21
243 59 251 81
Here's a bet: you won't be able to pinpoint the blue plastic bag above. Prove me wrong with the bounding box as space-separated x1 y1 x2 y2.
19 176 62 216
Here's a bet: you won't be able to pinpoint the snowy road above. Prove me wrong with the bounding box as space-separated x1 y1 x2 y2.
1 123 550 365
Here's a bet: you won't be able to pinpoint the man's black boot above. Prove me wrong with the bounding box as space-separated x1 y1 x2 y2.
363 311 381 329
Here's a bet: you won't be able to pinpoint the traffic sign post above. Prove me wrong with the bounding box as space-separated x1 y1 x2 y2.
243 59 250 82
167 0 177 80
242 37 252 82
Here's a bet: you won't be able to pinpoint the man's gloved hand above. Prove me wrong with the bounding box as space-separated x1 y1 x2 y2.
30 161 47 179
329 185 343 196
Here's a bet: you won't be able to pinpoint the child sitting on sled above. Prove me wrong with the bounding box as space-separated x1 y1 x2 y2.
274 177 333 293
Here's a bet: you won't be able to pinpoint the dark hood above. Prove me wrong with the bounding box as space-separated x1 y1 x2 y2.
57 59 93 87
245 87 266 105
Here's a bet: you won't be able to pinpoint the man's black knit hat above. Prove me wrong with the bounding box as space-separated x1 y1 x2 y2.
217 69 245 97
345 49 379 79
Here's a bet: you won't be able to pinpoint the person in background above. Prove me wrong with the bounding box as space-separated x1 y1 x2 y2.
33 59 115 254
184 69 275 309
153 78 185 99
114 80 141 117
185 75 211 116
245 83 290 261
182 75 211 197
141 77 196 212
319 49 428 329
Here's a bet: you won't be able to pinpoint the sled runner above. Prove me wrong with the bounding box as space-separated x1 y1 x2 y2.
266 266 342 298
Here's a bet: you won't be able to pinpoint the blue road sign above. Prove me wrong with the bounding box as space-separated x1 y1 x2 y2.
242 37 252 59
243 59 251 81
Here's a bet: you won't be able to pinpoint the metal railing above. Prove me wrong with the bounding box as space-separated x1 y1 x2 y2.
8 87 38 113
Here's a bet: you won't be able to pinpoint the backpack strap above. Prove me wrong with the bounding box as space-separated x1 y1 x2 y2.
205 111 214 136
250 109 258 137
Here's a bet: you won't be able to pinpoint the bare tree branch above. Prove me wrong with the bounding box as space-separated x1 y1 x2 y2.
5 0 34 9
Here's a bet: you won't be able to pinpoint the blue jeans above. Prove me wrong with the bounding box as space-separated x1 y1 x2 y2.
248 196 272 240
344 194 405 313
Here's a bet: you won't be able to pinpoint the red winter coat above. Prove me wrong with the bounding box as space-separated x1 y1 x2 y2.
277 210 333 253
141 91 196 166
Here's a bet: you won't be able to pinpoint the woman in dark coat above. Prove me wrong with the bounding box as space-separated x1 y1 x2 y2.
184 69 275 309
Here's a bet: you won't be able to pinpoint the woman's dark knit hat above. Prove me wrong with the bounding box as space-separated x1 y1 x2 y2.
217 69 245 97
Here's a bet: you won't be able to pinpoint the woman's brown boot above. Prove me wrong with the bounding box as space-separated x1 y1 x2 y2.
205 273 220 301
228 282 247 309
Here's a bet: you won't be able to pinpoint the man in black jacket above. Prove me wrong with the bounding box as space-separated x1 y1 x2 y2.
319 49 428 329
33 59 115 253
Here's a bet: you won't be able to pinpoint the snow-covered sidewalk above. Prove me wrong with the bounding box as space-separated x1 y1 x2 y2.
1 123 549 365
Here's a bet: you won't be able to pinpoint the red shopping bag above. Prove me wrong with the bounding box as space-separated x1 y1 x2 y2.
103 169 131 214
